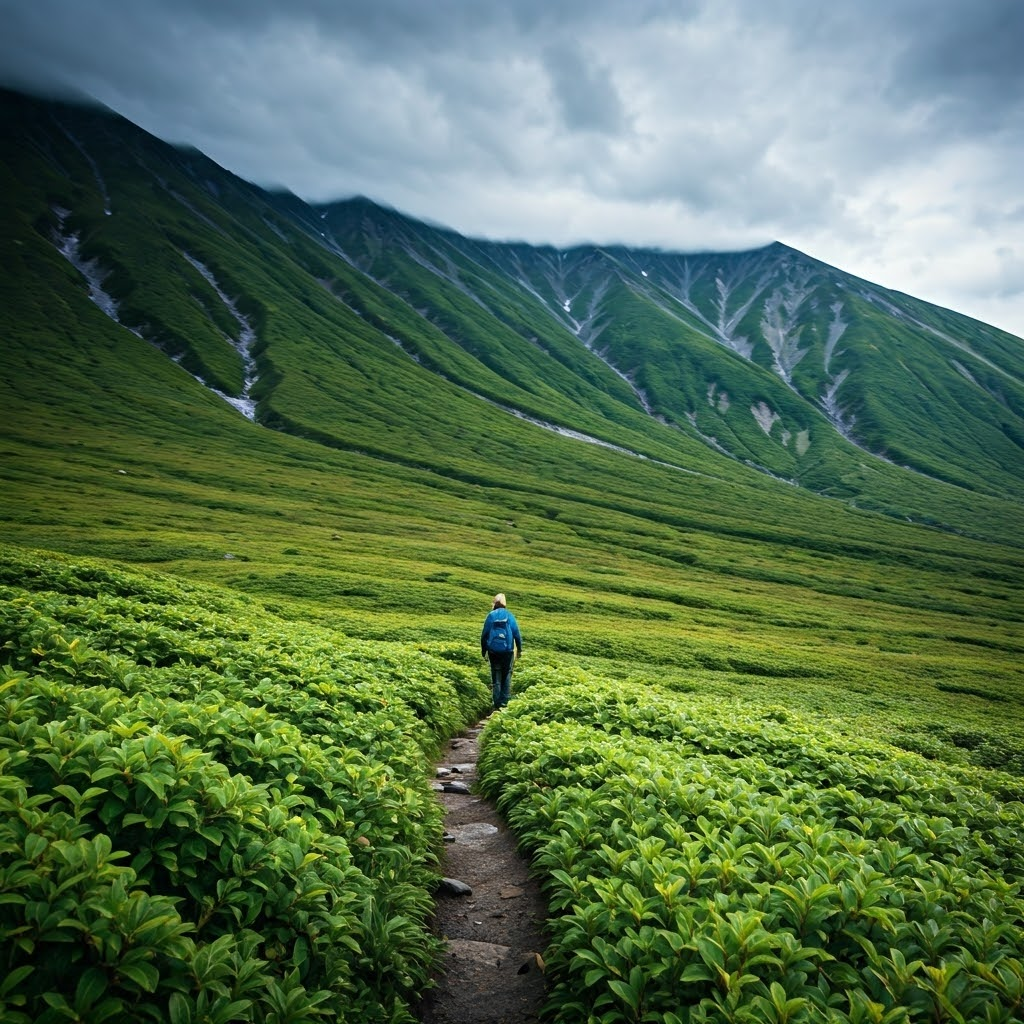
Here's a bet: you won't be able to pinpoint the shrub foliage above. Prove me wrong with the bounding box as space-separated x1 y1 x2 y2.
478 672 1024 1023
0 548 489 1023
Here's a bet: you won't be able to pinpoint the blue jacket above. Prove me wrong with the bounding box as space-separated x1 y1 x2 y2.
481 608 522 656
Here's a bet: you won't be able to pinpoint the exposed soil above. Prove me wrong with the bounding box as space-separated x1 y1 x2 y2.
418 719 548 1024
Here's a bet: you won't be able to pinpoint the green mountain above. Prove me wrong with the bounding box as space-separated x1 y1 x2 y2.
2 85 1022 736
319 200 1024 514
5 86 1022 544
3 81 1024 1024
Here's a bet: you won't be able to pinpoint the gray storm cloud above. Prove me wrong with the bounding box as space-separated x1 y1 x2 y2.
0 0 1022 337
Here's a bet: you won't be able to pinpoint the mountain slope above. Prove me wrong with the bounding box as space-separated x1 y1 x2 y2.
2 86 1024 767
320 200 1024 509
4 87 1024 1024
3 86 1022 550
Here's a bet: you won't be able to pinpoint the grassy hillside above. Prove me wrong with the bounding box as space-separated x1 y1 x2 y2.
3 365 1021 775
0 547 488 1022
1 86 1022 760
479 675 1024 1022
2 86 1024 1022
3 547 1022 1021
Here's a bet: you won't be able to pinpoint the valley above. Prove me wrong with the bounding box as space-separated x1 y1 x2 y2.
1 85 1022 1022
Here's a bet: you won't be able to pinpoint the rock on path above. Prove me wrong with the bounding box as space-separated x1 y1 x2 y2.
418 724 547 1024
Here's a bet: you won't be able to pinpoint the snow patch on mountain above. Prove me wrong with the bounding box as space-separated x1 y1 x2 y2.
686 411 796 483
821 368 855 438
751 401 781 435
581 348 659 416
707 382 730 413
760 267 815 384
569 276 611 348
183 253 259 420
818 301 856 438
664 255 774 360
551 273 662 419
51 207 133 326
501 407 701 475
712 263 777 357
823 301 848 373
50 209 259 422
952 360 979 386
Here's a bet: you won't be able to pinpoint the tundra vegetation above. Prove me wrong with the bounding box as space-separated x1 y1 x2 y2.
1 88 1022 1021
478 676 1024 1023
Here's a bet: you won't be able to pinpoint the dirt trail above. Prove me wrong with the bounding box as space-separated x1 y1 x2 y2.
418 720 548 1024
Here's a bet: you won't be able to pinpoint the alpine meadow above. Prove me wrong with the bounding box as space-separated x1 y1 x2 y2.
1 86 1023 1023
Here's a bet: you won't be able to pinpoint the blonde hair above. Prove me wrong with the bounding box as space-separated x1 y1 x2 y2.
493 593 507 608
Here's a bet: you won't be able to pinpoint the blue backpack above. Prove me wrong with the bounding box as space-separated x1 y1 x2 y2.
486 613 514 653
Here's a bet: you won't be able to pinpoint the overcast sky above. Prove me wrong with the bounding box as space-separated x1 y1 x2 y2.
3 0 1023 338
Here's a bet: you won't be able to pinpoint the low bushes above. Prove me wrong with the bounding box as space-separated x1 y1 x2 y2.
0 548 490 1023
478 674 1024 1023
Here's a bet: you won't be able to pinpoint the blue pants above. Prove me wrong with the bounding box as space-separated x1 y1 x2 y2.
488 651 515 708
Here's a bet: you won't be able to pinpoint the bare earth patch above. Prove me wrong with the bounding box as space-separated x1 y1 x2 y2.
418 721 548 1024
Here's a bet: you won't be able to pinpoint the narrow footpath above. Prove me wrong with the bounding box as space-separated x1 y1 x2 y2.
418 720 548 1024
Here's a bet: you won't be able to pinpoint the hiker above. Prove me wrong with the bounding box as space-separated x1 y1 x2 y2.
481 593 522 711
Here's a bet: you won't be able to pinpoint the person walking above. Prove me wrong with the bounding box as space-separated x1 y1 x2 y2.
481 593 522 711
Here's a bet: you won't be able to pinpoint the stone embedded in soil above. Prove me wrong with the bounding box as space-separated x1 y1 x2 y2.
442 781 472 794
437 877 473 896
447 823 498 845
446 937 511 968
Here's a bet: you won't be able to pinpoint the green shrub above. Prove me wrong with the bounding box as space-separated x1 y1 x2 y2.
477 673 1024 1023
0 549 491 1023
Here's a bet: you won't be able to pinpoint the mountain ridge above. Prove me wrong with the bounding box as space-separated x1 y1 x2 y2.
312 192 1024 508
1 85 1022 550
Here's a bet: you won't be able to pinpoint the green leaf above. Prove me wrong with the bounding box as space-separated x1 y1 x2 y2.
90 998 129 1024
681 963 712 983
136 773 167 800
24 833 48 860
0 966 33 997
608 978 641 1012
41 992 74 1017
696 936 725 970
169 992 193 1024
117 961 160 993
75 969 108 1009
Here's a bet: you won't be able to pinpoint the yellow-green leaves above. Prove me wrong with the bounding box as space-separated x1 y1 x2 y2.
479 673 1024 1022
0 550 484 1023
